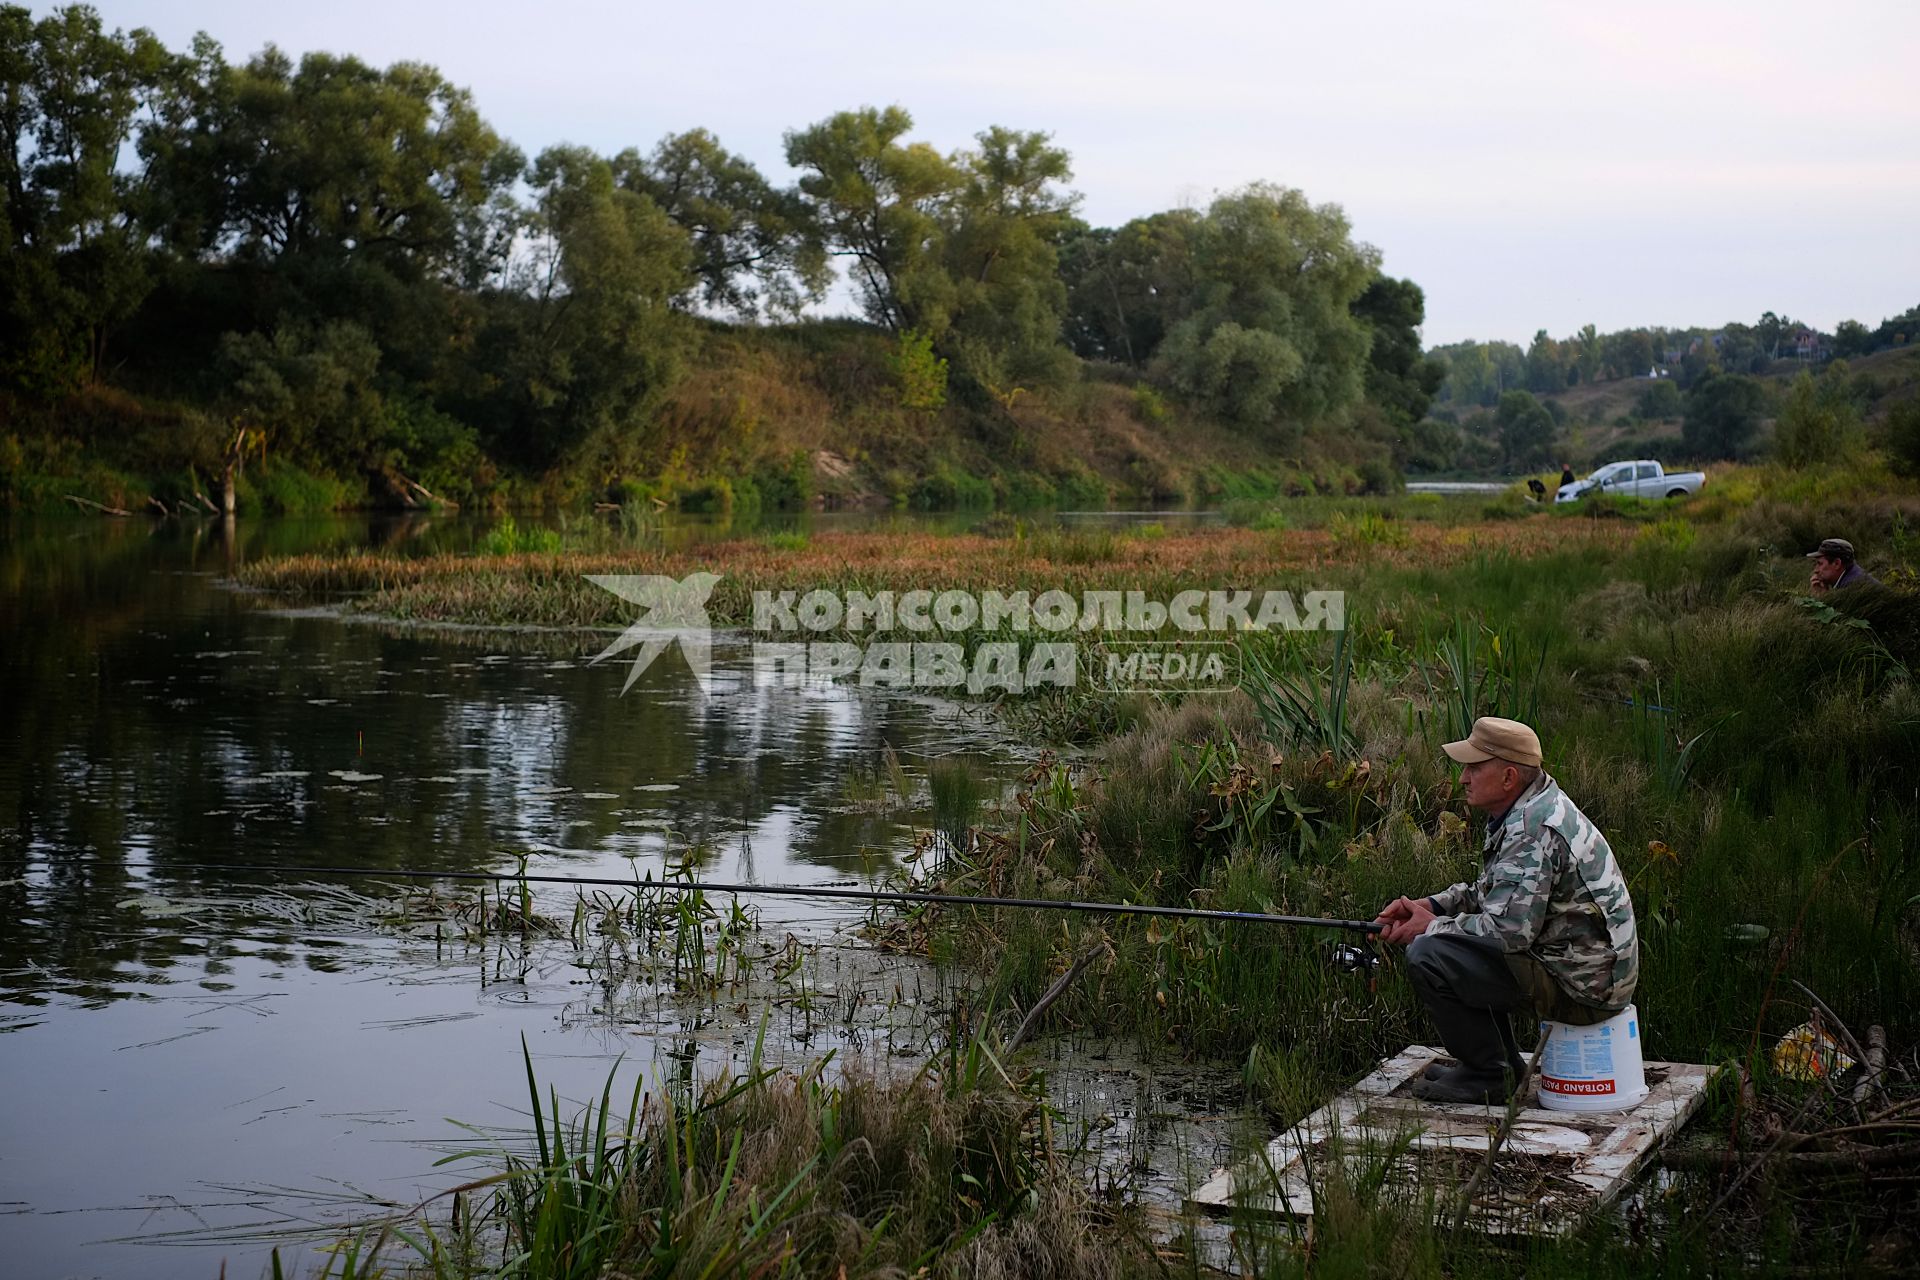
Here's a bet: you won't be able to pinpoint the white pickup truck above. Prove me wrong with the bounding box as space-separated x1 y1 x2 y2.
1555 459 1706 503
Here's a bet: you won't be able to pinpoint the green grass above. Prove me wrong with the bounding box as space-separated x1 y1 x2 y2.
1222 492 1491 529
236 464 363 516
1328 508 1413 550
300 1029 1156 1279
1020 525 1122 565
481 516 566 556
932 494 1920 1094
929 756 992 851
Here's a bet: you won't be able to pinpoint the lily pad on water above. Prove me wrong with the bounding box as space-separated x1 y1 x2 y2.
116 895 202 918
328 770 383 783
634 783 680 792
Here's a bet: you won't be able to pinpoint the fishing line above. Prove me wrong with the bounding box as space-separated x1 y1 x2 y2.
163 863 1384 934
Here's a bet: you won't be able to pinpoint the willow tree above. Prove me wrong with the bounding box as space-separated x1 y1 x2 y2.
0 3 174 389
1157 183 1378 433
933 126 1077 388
783 105 956 335
614 128 827 320
1059 209 1202 367
499 145 692 470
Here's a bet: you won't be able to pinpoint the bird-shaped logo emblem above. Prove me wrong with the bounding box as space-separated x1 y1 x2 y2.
584 573 723 695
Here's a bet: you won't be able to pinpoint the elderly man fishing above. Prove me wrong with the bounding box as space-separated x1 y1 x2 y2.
1374 717 1639 1103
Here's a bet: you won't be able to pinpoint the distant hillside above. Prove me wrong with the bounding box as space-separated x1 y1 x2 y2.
1832 343 1920 415
1415 340 1920 477
642 323 1339 510
1 319 1416 517
1542 344 1920 420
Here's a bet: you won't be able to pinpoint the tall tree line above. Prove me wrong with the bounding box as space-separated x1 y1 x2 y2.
2 5 1441 500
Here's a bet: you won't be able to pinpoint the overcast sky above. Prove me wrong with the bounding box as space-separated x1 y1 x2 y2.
69 0 1920 346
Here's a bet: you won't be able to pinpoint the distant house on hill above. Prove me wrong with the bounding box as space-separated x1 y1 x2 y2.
1789 328 1828 360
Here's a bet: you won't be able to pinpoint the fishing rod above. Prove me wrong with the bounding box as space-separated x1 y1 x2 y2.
166 863 1384 934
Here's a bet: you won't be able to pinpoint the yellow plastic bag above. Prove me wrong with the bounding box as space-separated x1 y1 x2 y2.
1772 1020 1856 1082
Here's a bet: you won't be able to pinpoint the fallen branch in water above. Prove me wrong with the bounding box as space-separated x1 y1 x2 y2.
63 493 133 516
396 471 457 509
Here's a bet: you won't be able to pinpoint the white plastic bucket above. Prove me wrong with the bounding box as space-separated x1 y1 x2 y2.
1536 1004 1648 1112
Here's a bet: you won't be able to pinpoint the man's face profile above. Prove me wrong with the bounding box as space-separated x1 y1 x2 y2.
1459 758 1515 813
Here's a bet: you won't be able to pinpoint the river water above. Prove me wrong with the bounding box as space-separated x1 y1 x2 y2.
0 514 1240 1280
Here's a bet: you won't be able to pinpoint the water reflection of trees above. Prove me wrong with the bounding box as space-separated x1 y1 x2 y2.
0 522 1003 1005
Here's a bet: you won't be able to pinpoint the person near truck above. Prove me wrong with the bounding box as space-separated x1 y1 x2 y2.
1807 537 1880 592
1373 717 1639 1103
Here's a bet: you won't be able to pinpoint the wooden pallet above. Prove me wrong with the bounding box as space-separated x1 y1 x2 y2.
1188 1044 1718 1237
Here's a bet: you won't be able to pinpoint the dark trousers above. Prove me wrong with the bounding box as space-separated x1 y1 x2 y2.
1405 933 1616 1080
1406 933 1528 1012
1406 933 1614 1026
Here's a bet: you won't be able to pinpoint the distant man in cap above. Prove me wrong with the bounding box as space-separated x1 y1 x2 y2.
1373 717 1639 1103
1807 538 1879 593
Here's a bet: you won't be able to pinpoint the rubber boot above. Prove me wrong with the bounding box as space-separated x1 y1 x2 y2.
1424 1013 1525 1090
1432 1013 1525 1078
1407 966 1520 1104
1423 1046 1521 1080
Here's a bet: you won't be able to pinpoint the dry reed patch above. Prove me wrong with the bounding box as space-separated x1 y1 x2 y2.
668 519 1632 588
236 518 1637 633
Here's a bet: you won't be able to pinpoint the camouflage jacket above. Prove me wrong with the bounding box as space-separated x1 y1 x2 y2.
1425 771 1639 1011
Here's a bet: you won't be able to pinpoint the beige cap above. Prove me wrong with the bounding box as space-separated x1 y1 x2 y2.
1443 716 1543 768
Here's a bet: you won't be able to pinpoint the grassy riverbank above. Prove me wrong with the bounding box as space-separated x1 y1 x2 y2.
918 465 1920 1269
312 1031 1903 1280
310 1030 1919 1280
235 462 1920 1272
